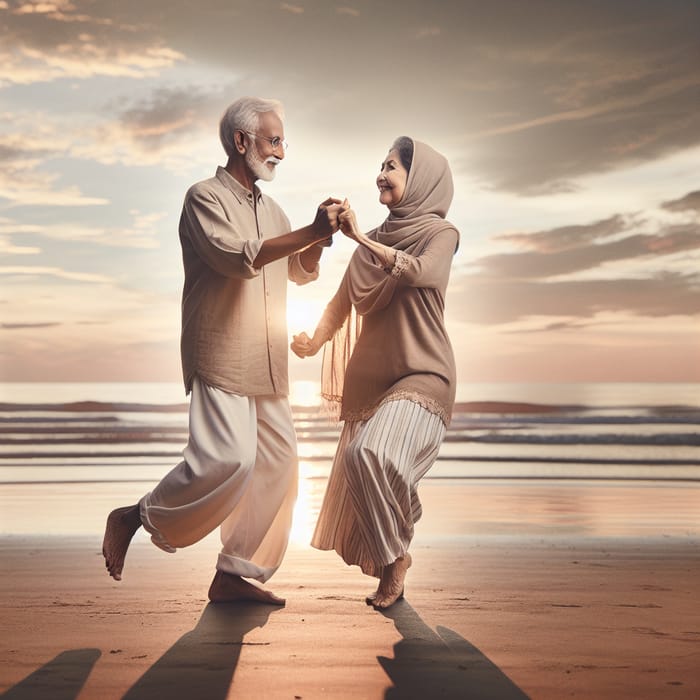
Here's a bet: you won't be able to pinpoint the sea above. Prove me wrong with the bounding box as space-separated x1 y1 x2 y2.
1 381 698 485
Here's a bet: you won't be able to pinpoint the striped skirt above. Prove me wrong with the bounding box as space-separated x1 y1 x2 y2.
311 399 446 578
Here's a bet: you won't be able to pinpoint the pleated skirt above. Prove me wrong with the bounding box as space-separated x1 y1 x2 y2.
311 399 446 577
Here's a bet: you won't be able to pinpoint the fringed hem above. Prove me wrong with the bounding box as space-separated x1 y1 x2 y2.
320 393 342 422
341 390 449 426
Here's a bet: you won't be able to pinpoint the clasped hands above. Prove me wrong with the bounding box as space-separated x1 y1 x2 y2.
314 197 362 244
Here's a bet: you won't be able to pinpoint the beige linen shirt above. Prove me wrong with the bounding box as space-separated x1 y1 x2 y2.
179 166 318 397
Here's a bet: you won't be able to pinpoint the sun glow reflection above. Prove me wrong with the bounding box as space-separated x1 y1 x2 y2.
286 295 324 339
290 380 321 407
290 459 323 545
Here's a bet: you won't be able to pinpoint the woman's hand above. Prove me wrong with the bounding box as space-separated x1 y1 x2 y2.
338 197 397 270
290 331 322 358
338 198 363 243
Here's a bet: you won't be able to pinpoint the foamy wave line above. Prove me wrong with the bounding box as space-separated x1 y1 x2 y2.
1 451 698 465
0 399 600 414
466 434 700 446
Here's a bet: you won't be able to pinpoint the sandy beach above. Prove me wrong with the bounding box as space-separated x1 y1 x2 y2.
1 479 699 699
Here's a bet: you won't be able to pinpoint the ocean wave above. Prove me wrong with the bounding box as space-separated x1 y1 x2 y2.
0 401 189 413
1 397 699 481
465 433 700 446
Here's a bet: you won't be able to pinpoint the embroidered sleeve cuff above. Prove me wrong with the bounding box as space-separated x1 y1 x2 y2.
388 249 410 279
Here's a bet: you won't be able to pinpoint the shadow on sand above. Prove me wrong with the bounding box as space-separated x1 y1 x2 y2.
1 648 101 700
122 602 278 699
1 603 276 700
379 601 530 700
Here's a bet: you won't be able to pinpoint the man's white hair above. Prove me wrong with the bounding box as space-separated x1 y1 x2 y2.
219 96 285 158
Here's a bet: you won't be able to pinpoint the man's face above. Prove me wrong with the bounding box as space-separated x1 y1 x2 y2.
244 111 286 182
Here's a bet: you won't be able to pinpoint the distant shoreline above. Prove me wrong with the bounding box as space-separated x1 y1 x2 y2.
2 398 700 414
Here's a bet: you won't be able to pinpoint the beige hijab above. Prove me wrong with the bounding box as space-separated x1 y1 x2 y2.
321 139 456 415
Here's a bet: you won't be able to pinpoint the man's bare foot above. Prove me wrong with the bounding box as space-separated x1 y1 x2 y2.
208 570 286 606
102 504 142 581
371 553 412 609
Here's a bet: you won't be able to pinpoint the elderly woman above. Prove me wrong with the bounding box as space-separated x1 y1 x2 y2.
291 137 459 609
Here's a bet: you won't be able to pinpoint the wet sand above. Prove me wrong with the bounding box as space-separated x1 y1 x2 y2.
1 479 699 699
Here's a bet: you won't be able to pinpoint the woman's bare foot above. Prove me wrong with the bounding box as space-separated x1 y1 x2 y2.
208 570 286 606
371 553 412 609
102 504 142 580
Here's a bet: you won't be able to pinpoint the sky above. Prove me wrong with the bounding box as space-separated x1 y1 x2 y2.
1 0 699 388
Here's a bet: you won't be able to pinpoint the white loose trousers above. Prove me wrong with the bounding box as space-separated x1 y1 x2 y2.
311 399 446 578
139 377 298 583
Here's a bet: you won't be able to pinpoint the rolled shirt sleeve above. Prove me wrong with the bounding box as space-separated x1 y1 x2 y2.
288 252 320 285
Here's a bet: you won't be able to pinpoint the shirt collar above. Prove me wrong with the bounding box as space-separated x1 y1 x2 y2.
216 166 264 204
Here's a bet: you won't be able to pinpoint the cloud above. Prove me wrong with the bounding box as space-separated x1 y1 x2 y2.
449 5 700 193
474 225 700 279
0 173 109 206
0 235 40 254
495 215 630 252
1 321 60 329
453 189 700 324
452 271 700 325
113 86 226 153
662 190 700 215
5 1 697 193
463 67 700 194
0 265 113 283
0 211 165 250
0 127 109 206
506 320 592 334
0 92 216 207
0 0 183 87
416 26 440 39
280 3 304 14
12 0 78 16
64 85 230 170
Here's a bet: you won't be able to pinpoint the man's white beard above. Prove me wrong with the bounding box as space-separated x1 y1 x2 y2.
245 145 279 182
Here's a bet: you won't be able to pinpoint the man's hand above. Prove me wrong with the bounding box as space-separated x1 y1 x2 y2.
312 197 344 240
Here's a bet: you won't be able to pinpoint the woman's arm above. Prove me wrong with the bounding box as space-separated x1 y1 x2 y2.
291 269 352 358
338 202 397 271
338 202 458 286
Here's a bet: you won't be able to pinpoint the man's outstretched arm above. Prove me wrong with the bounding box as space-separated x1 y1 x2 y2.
252 197 343 269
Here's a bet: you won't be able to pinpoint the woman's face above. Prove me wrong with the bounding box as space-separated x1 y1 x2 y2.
376 149 408 208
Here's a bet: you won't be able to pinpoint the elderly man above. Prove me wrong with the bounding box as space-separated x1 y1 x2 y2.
102 96 342 605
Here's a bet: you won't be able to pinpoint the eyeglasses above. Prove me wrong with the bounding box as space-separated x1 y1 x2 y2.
242 130 288 151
